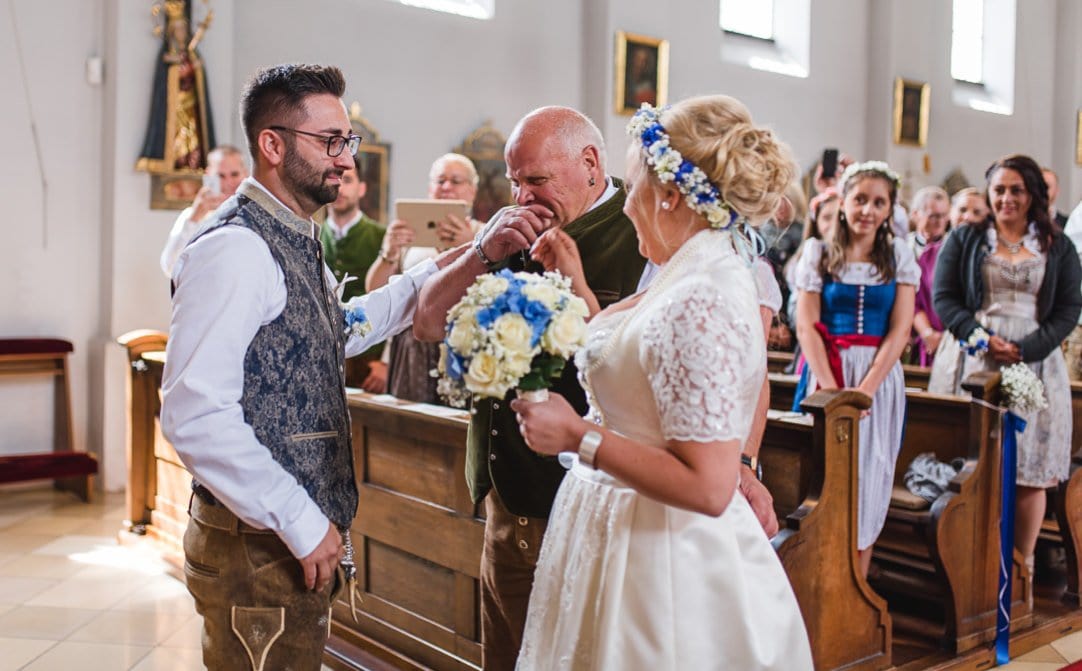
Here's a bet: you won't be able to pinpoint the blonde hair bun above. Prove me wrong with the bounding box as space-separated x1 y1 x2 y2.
660 95 795 224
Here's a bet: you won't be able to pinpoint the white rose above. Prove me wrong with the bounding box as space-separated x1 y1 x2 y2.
493 313 533 356
463 351 510 399
565 295 589 318
503 350 533 379
448 319 481 355
523 282 561 310
543 311 587 357
473 275 509 301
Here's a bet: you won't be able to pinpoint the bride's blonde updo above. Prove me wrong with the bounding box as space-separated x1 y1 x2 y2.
651 95 795 225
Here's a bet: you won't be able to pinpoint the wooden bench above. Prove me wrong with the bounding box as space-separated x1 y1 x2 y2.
871 373 1034 653
763 389 894 671
117 330 169 530
0 338 96 500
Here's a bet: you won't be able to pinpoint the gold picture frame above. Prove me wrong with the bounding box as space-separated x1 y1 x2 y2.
1076 110 1082 166
614 31 669 116
892 78 930 147
348 102 391 224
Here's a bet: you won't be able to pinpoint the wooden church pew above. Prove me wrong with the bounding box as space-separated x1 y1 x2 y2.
870 372 1036 653
762 389 893 671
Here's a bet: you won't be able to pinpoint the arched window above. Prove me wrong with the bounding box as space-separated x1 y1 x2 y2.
720 0 774 41
950 0 984 83
719 0 810 79
950 0 1016 114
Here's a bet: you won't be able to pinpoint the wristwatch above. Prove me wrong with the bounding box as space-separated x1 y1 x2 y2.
741 453 762 481
578 430 603 469
473 236 501 271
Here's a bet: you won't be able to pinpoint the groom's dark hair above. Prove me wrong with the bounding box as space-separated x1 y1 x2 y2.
240 64 346 158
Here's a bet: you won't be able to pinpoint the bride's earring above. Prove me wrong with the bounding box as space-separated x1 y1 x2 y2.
661 202 671 210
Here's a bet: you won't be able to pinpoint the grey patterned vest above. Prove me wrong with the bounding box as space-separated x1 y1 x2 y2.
200 181 357 528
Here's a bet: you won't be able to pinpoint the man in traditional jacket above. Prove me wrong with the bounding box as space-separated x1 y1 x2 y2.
413 106 647 670
320 155 388 391
162 63 450 670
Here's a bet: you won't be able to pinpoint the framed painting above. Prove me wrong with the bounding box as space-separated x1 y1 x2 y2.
349 102 390 224
150 172 203 210
455 120 512 223
614 31 669 116
893 78 930 147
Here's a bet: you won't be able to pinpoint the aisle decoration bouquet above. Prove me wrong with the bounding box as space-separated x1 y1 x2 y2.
960 327 992 356
436 269 589 408
999 362 1047 415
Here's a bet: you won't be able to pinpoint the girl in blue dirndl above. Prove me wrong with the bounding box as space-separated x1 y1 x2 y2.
793 161 919 577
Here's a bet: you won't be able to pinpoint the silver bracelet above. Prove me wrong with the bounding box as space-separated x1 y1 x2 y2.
473 237 500 270
578 430 603 469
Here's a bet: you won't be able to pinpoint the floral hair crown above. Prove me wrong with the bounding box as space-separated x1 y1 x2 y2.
839 160 901 190
626 103 740 230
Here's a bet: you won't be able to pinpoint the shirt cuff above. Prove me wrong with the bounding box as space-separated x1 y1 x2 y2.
403 257 439 289
278 500 333 559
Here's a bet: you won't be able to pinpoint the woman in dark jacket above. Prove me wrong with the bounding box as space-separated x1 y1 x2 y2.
929 154 1082 584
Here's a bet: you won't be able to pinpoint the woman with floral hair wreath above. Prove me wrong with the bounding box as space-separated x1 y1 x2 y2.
792 160 919 577
509 96 812 670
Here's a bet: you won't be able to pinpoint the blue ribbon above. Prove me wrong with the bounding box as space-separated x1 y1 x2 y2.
995 411 1026 665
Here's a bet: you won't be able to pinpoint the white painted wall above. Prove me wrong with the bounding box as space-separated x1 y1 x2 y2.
2 0 1079 491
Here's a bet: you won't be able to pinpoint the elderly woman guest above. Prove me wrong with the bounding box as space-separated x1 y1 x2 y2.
366 153 482 402
511 96 812 669
930 155 1082 584
908 186 951 365
792 161 918 577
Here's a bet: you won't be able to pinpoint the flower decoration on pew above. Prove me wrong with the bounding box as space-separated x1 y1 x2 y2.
1000 363 1047 415
436 269 589 408
342 298 371 339
627 103 740 230
960 327 992 357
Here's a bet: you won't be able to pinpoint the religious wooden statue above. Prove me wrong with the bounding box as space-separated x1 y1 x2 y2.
136 0 215 182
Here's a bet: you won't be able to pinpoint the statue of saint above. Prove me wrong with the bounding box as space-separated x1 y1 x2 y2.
136 0 215 176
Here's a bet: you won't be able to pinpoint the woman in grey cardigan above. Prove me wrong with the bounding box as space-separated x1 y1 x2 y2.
930 154 1082 587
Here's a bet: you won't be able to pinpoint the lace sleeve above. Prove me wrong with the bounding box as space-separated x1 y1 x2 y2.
793 239 825 293
751 257 783 315
641 279 762 443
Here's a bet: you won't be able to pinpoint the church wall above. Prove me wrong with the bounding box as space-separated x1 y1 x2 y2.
0 1 104 465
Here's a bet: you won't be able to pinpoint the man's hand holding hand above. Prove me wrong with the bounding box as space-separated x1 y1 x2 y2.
479 204 555 263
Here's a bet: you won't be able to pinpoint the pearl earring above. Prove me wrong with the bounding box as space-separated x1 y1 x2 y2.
661 202 671 210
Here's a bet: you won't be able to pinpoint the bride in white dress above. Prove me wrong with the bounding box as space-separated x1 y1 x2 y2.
510 96 813 670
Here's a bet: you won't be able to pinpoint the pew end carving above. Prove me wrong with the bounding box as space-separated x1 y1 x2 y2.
769 389 894 671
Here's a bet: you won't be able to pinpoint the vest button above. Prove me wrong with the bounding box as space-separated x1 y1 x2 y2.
518 539 529 550
518 517 528 527
493 402 500 410
491 429 498 436
490 453 497 461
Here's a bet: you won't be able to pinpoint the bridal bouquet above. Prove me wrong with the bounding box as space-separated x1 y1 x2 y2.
1000 362 1047 415
436 269 589 408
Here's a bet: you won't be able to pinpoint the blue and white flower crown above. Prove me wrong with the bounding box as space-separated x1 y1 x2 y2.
839 160 901 189
626 103 740 230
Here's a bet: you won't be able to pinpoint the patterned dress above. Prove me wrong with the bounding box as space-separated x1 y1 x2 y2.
792 238 920 549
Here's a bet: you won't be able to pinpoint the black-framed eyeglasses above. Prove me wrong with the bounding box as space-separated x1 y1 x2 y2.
269 126 362 157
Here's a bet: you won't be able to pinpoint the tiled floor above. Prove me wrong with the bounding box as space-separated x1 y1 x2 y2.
0 485 334 671
3 485 1082 670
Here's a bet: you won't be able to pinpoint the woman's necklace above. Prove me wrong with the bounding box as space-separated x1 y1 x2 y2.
999 238 1023 255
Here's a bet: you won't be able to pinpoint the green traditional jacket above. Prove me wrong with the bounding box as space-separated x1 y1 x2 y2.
465 180 646 518
320 212 386 303
321 212 386 359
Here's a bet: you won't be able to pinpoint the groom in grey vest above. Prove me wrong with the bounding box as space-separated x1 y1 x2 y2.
162 64 448 670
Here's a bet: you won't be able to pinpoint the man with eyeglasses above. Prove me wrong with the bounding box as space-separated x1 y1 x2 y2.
161 63 453 670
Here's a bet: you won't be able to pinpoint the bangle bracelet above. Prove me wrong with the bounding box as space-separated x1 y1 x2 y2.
578 430 603 469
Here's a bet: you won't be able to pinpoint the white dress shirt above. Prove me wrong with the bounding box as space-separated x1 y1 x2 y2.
161 177 437 559
159 207 199 278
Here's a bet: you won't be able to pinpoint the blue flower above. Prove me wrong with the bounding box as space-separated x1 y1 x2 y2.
521 300 552 347
446 349 465 381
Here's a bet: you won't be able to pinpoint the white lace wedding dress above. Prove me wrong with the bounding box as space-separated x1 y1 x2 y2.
516 230 813 670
